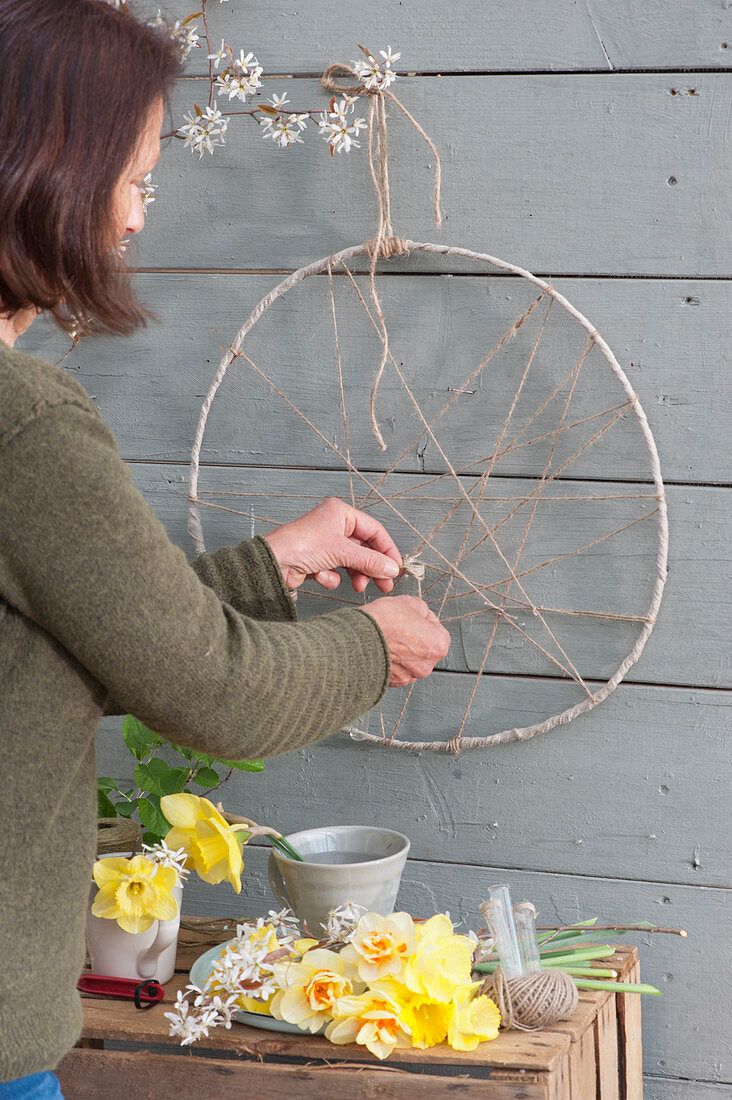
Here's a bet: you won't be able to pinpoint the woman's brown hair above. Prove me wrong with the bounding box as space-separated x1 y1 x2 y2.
0 0 182 335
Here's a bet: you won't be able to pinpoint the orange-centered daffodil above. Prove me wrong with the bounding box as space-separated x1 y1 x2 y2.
341 911 416 982
269 948 357 1032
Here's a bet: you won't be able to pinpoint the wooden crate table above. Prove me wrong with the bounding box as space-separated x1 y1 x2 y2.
58 929 643 1099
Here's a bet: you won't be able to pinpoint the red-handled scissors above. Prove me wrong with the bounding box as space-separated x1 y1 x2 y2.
77 974 165 1009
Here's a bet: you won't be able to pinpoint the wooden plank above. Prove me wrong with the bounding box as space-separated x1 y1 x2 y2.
569 1027 597 1100
547 1055 572 1100
121 464 730 691
79 970 570 1072
644 1076 732 1099
617 959 644 1100
97 672 732 888
112 75 732 275
23 275 732 486
594 995 621 1100
57 1047 550 1099
157 0 732 73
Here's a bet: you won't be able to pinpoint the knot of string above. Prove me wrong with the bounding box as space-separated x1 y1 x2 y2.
369 235 410 258
321 58 442 450
399 551 426 596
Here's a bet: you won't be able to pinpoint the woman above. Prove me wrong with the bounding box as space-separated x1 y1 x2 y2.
0 1 450 1093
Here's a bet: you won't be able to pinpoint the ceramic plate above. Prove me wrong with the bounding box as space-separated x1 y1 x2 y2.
189 940 326 1036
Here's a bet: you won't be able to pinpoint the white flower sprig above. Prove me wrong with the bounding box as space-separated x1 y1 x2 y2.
142 838 190 885
323 900 368 942
149 10 201 60
178 103 229 158
352 46 401 91
318 95 367 155
214 49 263 102
139 173 156 211
164 988 221 1045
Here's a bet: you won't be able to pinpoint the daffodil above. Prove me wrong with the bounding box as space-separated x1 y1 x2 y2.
160 792 245 893
269 948 357 1033
404 914 475 1002
447 983 501 1050
326 988 412 1060
341 911 416 982
91 854 178 934
372 977 452 1048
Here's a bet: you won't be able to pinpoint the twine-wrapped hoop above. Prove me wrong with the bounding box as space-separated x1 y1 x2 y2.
187 238 668 754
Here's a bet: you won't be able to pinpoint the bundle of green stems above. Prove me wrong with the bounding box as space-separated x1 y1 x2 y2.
472 919 686 995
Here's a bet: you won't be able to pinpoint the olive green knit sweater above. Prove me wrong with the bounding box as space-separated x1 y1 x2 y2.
0 340 390 1082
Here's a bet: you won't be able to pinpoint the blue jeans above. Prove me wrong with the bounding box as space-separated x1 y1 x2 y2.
0 1073 64 1099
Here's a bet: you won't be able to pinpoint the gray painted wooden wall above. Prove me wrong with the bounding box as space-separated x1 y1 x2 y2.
25 1 731 1093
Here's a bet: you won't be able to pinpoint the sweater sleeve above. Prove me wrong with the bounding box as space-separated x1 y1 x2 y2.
0 402 390 759
191 536 297 624
102 535 298 717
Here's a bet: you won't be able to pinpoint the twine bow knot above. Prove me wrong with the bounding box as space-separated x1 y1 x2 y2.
321 56 442 451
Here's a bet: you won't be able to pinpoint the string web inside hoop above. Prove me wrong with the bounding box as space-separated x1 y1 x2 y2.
187 242 667 753
187 64 667 754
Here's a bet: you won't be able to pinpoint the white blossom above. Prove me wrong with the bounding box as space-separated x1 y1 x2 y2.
265 907 300 939
138 172 157 211
148 11 201 60
319 106 367 154
214 50 263 101
352 47 400 92
208 40 229 70
269 92 290 110
324 900 367 941
261 112 307 148
164 990 218 1046
142 838 189 883
178 103 229 157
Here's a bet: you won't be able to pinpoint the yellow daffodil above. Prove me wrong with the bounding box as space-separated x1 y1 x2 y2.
269 948 357 1033
404 914 475 1003
326 988 412 1061
340 911 416 982
91 855 178 934
372 977 451 1048
447 983 501 1050
160 792 245 893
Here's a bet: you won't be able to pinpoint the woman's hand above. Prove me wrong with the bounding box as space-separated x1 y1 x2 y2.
360 595 451 686
264 497 403 593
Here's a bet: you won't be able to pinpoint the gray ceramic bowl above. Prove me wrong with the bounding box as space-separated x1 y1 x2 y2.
268 825 410 935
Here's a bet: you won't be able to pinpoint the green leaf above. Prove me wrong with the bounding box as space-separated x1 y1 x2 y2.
97 776 119 793
172 744 194 760
134 759 188 797
215 758 265 773
123 715 163 761
193 766 221 788
98 790 116 818
116 798 140 819
138 796 169 839
191 750 214 767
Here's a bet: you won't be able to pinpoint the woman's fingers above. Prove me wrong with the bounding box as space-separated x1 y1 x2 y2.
340 502 402 571
314 569 342 589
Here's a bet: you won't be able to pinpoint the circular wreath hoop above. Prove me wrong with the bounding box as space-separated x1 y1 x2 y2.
188 239 668 753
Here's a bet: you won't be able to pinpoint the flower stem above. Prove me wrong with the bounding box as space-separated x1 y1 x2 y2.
270 835 305 862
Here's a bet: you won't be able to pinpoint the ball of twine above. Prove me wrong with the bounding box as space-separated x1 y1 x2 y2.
96 816 141 856
481 966 578 1031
